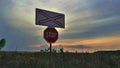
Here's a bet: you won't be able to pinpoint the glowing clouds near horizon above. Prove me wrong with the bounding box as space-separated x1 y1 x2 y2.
53 36 120 52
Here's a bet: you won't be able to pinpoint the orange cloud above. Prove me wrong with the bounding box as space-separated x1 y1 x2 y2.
29 36 120 52
53 36 120 50
30 44 41 48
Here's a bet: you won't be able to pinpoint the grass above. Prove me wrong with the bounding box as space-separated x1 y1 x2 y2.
0 51 120 68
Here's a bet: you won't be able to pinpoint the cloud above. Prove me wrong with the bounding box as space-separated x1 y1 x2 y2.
0 0 46 51
60 0 120 40
88 0 120 24
61 17 120 39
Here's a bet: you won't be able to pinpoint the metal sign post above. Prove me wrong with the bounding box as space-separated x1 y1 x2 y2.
49 43 52 68
35 8 65 68
44 27 58 68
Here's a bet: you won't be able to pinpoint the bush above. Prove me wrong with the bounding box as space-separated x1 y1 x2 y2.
0 38 6 50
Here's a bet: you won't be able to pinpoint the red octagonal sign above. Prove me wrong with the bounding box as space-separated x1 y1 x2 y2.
44 27 58 43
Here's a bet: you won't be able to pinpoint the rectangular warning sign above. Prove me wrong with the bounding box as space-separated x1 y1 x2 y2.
35 8 65 28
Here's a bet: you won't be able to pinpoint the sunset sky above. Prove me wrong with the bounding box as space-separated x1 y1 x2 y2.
0 0 120 52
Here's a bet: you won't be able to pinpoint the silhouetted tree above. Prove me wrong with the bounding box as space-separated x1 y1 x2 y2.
52 49 56 53
60 48 64 53
40 48 49 53
0 38 6 50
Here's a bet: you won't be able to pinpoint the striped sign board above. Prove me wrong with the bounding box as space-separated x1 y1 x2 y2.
36 8 65 28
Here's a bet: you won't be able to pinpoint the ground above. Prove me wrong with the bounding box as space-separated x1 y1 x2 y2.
0 51 120 68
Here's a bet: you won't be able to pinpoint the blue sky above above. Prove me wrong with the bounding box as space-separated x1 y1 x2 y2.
0 0 120 52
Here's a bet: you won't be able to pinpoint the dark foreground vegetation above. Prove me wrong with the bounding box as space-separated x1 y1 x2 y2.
0 50 120 68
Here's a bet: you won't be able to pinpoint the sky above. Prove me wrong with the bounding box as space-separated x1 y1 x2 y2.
0 0 120 52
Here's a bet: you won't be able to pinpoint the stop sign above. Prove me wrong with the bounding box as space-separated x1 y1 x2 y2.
44 27 58 43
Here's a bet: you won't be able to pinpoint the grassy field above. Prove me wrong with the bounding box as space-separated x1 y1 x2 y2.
0 51 120 68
